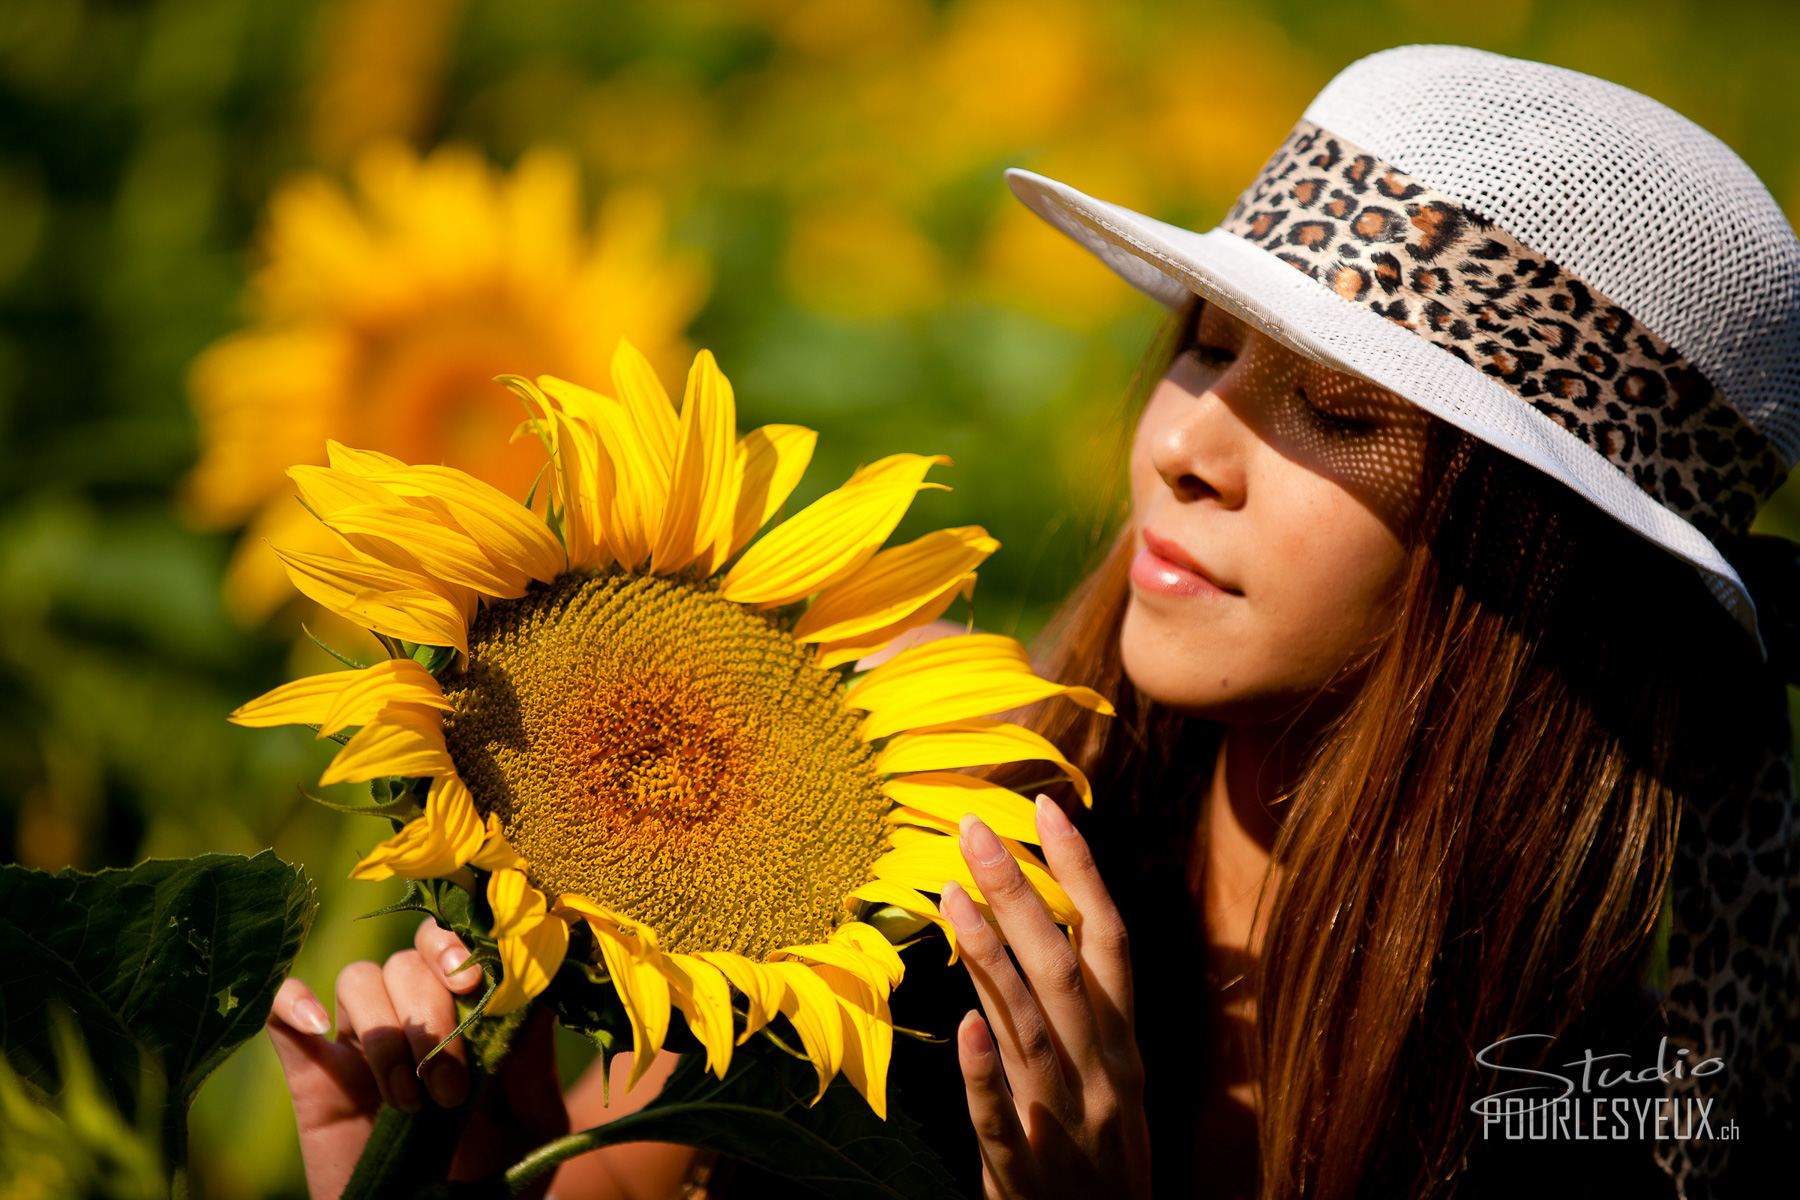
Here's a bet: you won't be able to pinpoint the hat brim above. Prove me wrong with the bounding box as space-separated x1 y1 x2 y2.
1003 165 1766 656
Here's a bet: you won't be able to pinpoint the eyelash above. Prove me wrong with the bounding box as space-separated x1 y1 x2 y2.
1185 344 1371 435
1298 386 1371 435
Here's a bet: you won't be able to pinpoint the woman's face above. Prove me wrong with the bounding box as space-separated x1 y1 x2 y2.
1121 298 1433 724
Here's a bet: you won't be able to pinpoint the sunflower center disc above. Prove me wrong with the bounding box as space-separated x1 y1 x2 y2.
443 569 892 959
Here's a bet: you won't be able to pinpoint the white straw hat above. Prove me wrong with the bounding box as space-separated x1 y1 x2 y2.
1003 42 1800 661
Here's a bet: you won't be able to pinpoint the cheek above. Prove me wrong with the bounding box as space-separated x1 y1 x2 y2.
1257 483 1408 669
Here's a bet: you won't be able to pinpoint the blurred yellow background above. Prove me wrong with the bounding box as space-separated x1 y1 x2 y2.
3 1 1797 1194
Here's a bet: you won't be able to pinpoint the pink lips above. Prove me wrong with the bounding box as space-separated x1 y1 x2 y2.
1131 528 1237 599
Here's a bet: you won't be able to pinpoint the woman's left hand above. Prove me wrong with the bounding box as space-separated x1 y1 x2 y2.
942 794 1152 1200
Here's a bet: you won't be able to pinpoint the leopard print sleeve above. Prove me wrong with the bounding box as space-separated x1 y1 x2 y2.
1650 681 1798 1198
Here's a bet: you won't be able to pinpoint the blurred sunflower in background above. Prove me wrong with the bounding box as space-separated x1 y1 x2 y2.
228 338 1112 1117
181 140 710 636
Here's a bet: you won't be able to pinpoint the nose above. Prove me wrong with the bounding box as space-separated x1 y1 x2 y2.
1149 360 1248 507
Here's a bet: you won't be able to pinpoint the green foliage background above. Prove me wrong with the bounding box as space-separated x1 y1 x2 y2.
2 1 1797 1195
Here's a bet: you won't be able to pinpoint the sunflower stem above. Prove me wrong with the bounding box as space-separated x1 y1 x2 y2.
339 1096 475 1200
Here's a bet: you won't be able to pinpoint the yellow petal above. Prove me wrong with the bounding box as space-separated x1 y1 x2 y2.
845 632 1113 740
485 913 571 1017
659 953 735 1080
348 773 485 881
542 374 667 570
814 579 972 671
849 879 961 966
319 502 525 598
430 772 486 845
815 963 891 1120
869 827 1077 925
315 659 452 737
325 441 407 474
589 920 672 1092
348 813 437 882
766 960 845 1105
488 866 549 938
609 335 678 478
288 464 399 516
720 453 952 607
713 424 817 573
379 465 564 584
695 952 784 1044
274 544 470 655
501 375 614 569
228 658 448 734
468 814 527 871
320 703 455 786
829 923 906 994
649 349 737 574
794 527 997 642
875 717 1093 807
770 939 892 1002
879 773 1043 844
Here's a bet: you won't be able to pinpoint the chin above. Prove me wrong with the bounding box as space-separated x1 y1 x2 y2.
1118 603 1233 715
1118 603 1307 724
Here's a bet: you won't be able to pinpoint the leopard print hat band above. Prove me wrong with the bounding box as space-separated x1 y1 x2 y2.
1216 116 1790 548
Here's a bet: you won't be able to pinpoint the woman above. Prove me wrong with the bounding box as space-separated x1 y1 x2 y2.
266 43 1799 1199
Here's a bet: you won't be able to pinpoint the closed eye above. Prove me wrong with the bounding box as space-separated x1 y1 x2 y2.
1187 344 1236 367
1297 384 1374 434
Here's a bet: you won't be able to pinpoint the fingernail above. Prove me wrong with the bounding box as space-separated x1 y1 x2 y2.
294 997 331 1036
440 948 476 985
388 1063 424 1113
961 1009 993 1056
1035 793 1075 838
425 1058 468 1108
959 814 1006 867
940 879 983 933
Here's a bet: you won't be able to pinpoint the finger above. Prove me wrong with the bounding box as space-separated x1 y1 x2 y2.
336 960 424 1114
415 915 484 994
959 812 1102 1077
1033 794 1136 1044
265 977 381 1127
940 877 1074 1124
382 949 469 1109
958 1009 1037 1199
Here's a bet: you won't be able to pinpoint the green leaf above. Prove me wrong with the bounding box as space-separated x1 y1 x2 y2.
0 850 316 1185
0 1001 167 1200
504 1039 958 1199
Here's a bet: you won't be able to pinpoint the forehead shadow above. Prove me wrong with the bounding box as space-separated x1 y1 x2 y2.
1176 296 1437 540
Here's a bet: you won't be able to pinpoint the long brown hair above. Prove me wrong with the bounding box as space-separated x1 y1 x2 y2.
979 293 1779 1198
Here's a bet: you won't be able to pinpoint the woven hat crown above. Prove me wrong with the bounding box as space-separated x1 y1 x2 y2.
1308 44 1800 467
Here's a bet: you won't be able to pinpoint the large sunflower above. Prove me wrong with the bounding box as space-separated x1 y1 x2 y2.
229 339 1112 1118
184 140 708 628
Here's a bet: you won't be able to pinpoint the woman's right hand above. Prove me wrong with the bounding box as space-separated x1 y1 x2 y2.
265 916 570 1200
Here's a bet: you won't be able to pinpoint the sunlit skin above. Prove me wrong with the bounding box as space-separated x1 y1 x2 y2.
264 301 1438 1199
1120 298 1433 722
